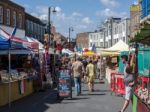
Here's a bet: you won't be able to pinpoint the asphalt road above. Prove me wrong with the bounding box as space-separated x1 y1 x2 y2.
0 80 132 112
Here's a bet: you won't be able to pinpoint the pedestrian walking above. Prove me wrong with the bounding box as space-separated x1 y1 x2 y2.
119 55 135 112
82 57 88 82
97 57 102 80
71 57 84 96
86 60 96 92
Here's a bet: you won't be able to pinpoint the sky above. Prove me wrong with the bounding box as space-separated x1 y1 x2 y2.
12 0 136 38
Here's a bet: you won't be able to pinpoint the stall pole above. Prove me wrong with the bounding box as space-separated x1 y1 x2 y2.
8 48 11 108
8 27 16 107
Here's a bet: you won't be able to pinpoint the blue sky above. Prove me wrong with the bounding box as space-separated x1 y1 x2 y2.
12 0 136 38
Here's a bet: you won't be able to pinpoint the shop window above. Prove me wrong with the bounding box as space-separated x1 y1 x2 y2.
18 14 22 28
0 6 3 23
6 9 10 25
12 11 16 26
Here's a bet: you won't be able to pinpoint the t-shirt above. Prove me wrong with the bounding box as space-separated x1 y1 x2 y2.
124 64 134 86
72 61 83 77
86 63 95 77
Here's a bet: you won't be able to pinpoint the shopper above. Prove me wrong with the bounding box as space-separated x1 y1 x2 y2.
97 57 102 80
82 57 88 82
119 55 135 112
71 57 84 96
86 60 96 92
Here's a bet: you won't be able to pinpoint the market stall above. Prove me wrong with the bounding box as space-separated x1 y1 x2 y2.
99 40 129 87
0 28 37 106
130 20 150 112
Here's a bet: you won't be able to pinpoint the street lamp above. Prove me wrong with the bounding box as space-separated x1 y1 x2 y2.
48 7 57 47
68 27 74 49
48 7 57 79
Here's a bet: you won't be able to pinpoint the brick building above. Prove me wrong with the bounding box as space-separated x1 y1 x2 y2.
25 13 46 42
76 32 89 49
0 0 25 38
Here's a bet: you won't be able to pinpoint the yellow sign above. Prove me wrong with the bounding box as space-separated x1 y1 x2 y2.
130 5 140 11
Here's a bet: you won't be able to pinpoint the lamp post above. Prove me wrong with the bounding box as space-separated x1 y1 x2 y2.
48 7 57 79
68 27 74 49
48 7 57 47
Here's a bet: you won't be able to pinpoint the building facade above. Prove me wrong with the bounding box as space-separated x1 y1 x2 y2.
113 18 130 44
88 30 104 49
130 4 141 38
140 0 150 22
25 13 46 42
0 0 25 38
102 17 130 48
76 32 89 49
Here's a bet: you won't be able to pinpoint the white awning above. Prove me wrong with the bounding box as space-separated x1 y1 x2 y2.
102 40 129 52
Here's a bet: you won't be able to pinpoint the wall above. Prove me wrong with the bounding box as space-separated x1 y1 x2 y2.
76 32 89 49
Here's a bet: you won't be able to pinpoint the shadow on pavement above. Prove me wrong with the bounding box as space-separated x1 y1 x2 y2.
88 93 106 96
66 97 89 101
0 89 63 112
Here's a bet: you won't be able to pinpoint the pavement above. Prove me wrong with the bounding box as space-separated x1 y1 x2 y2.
0 79 132 112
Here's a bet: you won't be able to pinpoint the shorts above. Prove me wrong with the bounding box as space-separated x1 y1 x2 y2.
88 76 95 83
125 86 133 101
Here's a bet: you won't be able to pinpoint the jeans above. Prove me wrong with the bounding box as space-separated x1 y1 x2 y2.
74 77 81 95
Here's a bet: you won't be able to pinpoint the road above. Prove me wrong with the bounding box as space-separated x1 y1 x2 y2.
0 80 131 112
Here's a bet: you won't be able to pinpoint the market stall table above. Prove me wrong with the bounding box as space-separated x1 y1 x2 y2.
0 78 33 106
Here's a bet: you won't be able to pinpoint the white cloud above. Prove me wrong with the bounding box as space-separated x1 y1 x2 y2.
30 12 39 18
82 17 93 24
72 12 82 17
55 7 62 13
96 8 127 18
28 5 95 37
36 6 48 14
30 6 63 20
100 0 119 7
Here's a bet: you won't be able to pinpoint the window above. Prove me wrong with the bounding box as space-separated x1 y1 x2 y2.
26 20 29 30
123 37 126 42
90 43 92 47
0 6 3 23
31 21 33 32
12 11 16 26
6 9 10 25
18 14 22 28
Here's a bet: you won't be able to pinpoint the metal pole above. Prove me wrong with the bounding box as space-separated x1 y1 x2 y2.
104 29 106 48
8 48 11 108
69 28 70 49
110 18 113 47
48 7 51 47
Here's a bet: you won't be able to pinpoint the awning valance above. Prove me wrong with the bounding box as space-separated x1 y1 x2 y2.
130 20 150 45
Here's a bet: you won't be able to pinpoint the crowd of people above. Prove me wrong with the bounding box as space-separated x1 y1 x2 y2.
57 53 136 112
58 56 106 96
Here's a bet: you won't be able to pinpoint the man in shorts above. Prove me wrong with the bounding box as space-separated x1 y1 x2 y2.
119 55 135 112
86 60 96 92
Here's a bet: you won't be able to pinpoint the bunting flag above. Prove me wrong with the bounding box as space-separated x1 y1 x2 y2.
18 80 25 94
92 44 96 52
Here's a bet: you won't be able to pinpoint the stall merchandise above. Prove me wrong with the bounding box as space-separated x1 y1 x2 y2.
135 76 150 106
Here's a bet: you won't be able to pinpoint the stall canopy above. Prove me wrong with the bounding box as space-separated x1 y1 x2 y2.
83 51 96 56
0 28 10 49
99 40 129 56
102 40 129 52
0 28 33 49
62 49 74 55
